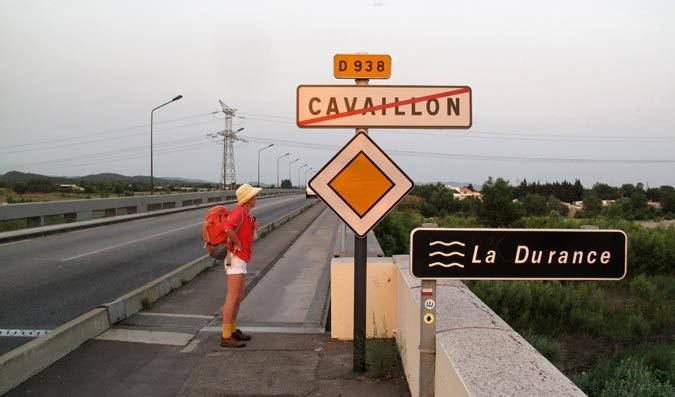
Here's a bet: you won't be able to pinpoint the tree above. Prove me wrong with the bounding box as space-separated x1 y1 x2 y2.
546 195 569 216
521 193 548 216
591 183 620 200
280 179 292 189
646 187 661 202
12 182 28 195
582 193 602 217
478 177 520 227
662 190 675 215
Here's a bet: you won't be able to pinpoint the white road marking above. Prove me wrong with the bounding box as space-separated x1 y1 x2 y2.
61 223 202 261
136 312 214 320
95 328 193 346
0 329 50 337
180 338 201 353
0 239 32 248
200 326 325 334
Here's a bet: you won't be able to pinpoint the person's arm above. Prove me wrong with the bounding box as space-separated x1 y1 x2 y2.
224 209 243 252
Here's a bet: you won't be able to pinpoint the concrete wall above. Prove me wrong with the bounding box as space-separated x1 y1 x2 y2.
330 257 397 339
330 255 586 397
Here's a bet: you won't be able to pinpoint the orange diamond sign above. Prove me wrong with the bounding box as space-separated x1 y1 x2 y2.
309 132 414 237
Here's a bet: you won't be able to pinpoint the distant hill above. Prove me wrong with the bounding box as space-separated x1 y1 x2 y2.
0 171 214 186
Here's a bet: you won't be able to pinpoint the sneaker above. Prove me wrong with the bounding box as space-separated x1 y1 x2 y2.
220 336 246 348
233 329 252 341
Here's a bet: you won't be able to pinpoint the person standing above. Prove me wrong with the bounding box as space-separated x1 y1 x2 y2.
220 183 261 348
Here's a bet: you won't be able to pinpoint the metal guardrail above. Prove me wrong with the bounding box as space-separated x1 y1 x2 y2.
0 189 298 225
0 189 301 243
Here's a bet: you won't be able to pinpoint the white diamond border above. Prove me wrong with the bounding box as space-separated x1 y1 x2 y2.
309 132 413 237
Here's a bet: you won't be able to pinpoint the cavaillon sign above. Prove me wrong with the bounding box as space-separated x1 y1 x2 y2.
296 85 472 129
410 228 627 280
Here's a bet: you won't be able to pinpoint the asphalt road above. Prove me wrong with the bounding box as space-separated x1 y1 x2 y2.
0 195 309 355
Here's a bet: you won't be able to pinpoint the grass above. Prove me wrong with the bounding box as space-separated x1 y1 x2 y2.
140 297 152 310
366 337 403 378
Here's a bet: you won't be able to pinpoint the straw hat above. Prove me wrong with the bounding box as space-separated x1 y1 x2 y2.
236 183 262 205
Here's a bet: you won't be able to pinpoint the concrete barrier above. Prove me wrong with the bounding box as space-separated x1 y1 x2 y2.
330 254 585 397
0 308 110 396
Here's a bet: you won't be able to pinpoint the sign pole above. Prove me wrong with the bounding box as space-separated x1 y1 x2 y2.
419 224 438 396
353 233 367 372
353 77 369 372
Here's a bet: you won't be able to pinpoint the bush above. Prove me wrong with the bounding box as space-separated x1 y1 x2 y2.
523 332 566 367
374 209 423 256
573 357 675 397
598 358 675 397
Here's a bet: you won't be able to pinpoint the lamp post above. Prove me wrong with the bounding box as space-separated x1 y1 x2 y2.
298 164 308 188
304 167 313 188
276 152 290 188
151 94 182 195
288 158 299 187
257 144 274 187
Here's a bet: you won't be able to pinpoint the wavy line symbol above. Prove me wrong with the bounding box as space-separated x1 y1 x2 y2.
430 241 465 247
430 251 465 257
429 262 465 268
427 240 467 269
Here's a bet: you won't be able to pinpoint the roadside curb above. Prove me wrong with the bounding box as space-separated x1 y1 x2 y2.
0 199 319 396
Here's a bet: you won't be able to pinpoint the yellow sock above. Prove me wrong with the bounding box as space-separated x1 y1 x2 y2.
233 321 237 331
222 323 233 338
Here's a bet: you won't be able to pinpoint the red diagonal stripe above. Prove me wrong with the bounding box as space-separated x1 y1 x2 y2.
298 87 470 127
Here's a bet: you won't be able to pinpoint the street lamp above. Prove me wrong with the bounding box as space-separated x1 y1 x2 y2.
257 144 274 187
288 158 299 186
304 167 313 188
151 94 182 194
298 164 308 188
276 152 290 188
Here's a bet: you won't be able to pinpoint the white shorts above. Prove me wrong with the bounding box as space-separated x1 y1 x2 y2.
225 255 248 275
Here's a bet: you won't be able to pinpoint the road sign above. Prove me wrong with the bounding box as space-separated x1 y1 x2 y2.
296 85 472 129
410 228 627 280
333 54 392 79
308 132 414 237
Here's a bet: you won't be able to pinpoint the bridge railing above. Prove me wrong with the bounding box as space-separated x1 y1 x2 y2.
0 189 299 227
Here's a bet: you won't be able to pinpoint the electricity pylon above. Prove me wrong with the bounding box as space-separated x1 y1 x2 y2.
207 100 245 190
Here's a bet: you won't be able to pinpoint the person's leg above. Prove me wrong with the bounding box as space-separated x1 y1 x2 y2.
231 281 252 341
221 274 246 347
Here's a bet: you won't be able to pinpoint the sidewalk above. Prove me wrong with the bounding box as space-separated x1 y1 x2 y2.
6 202 410 396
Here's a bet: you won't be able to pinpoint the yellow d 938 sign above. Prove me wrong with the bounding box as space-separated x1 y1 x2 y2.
333 54 391 79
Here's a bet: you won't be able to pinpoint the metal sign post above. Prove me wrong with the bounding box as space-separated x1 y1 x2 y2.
353 77 368 373
420 279 437 397
419 223 437 397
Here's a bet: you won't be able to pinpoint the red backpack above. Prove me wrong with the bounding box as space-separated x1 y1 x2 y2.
202 206 242 258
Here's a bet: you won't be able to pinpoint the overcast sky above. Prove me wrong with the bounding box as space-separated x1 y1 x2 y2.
1 0 674 188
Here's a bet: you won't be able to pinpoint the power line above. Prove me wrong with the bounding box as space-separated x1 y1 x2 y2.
239 135 675 165
0 111 219 152
238 112 675 143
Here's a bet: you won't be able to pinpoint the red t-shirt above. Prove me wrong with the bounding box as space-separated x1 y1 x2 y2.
224 205 255 263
